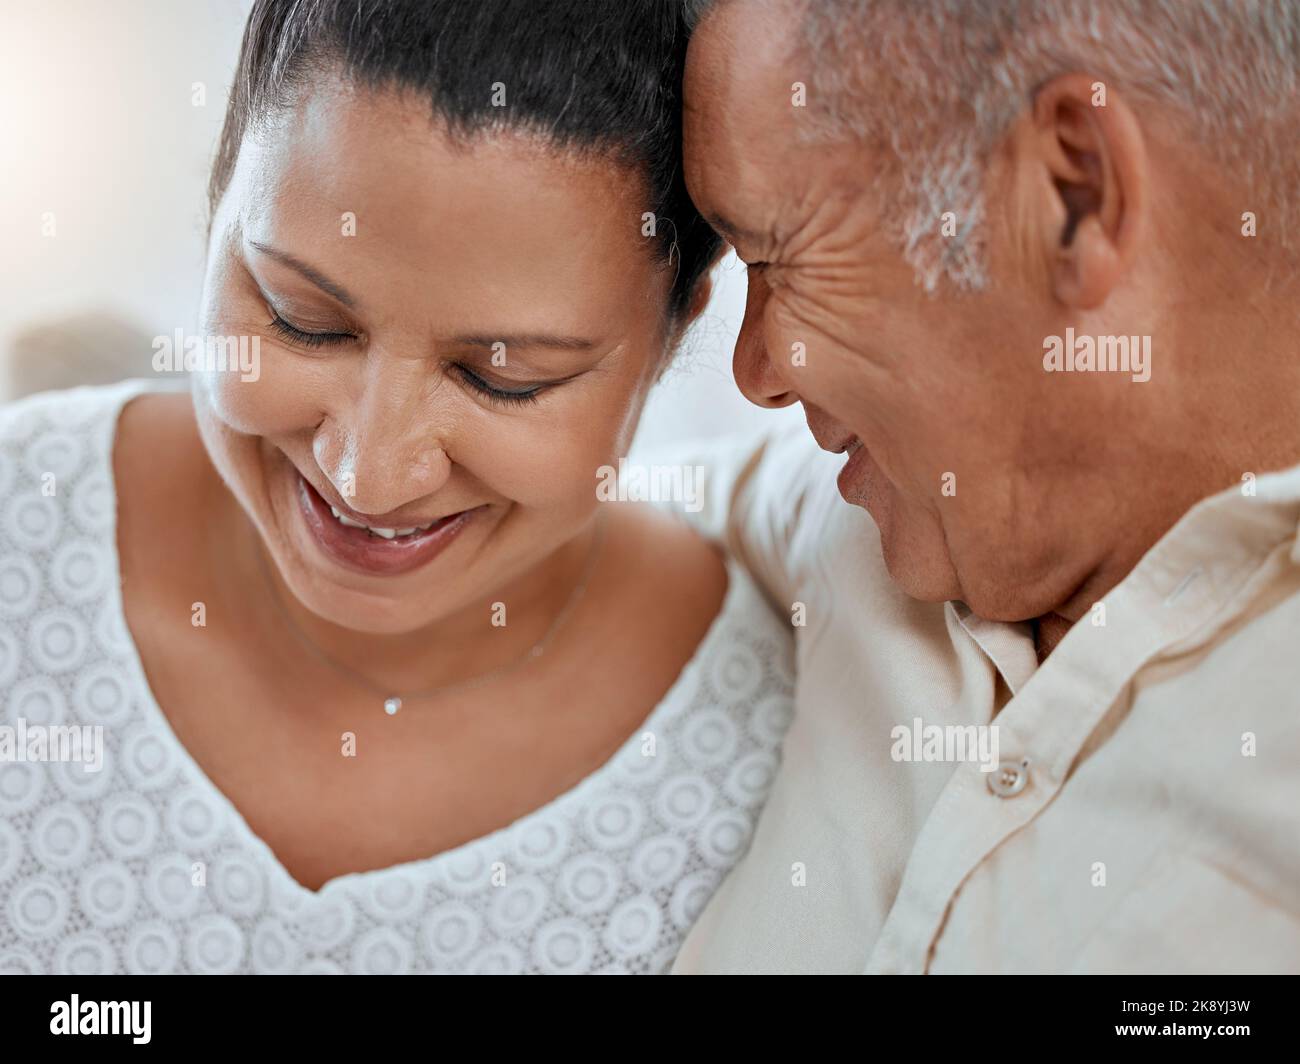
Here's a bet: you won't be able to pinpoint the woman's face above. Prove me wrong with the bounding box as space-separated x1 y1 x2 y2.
194 76 678 635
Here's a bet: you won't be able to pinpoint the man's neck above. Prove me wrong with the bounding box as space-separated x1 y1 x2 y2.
1033 612 1074 663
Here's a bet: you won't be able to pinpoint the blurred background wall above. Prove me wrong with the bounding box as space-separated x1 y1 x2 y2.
0 0 800 453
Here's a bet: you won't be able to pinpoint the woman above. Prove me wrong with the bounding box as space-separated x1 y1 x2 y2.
0 0 794 974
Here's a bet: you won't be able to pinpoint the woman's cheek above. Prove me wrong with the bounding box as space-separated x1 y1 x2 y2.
196 257 317 435
465 397 616 516
198 326 332 439
193 350 272 437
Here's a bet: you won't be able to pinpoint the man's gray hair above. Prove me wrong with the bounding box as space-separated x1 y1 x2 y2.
795 0 1300 292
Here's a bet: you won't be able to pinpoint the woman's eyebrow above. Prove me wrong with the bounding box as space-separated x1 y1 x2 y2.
248 240 356 307
451 333 597 352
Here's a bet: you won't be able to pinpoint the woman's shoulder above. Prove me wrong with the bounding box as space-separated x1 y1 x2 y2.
0 378 158 432
612 498 796 642
609 501 728 617
0 383 146 551
0 379 166 491
606 500 797 709
0 380 188 664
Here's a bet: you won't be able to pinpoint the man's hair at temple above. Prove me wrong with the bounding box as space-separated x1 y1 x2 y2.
807 0 1300 291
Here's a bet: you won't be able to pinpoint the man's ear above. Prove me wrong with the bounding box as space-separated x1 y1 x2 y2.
1029 73 1148 309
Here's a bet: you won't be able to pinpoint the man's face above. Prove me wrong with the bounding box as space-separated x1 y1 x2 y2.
683 0 1169 622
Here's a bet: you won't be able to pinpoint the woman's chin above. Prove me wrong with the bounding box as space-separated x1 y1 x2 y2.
278 565 448 636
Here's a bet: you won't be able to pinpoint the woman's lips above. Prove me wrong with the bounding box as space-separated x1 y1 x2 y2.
294 472 477 576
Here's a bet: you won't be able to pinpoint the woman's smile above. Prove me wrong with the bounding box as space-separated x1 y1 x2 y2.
291 467 483 577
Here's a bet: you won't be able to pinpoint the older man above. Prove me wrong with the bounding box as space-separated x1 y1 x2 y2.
671 0 1300 973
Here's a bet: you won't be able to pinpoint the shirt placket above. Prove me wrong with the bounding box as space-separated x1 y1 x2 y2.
864 516 1276 974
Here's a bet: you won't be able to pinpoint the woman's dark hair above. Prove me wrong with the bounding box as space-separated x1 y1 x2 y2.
209 0 722 323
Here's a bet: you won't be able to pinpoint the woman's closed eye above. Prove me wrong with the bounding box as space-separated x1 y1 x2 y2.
451 364 545 407
266 308 356 349
265 304 553 406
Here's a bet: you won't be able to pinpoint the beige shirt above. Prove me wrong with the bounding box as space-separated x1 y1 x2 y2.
664 427 1300 974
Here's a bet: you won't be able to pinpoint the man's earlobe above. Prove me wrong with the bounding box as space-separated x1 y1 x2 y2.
1033 73 1148 309
1052 217 1123 309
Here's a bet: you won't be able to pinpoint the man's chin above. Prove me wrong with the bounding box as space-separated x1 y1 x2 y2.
829 472 964 601
875 519 964 604
880 550 964 603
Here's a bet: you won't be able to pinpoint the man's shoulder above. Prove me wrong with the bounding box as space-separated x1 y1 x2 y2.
642 422 864 532
636 422 889 603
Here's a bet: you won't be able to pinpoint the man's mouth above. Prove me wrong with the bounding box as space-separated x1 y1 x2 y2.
811 424 862 456
835 436 872 504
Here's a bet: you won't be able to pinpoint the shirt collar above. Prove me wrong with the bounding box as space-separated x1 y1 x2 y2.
947 460 1300 690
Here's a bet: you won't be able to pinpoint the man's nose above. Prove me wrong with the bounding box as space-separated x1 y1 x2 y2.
733 270 797 410
314 361 453 514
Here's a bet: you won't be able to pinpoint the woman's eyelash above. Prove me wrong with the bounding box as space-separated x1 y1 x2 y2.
452 365 543 407
267 311 355 349
265 313 543 406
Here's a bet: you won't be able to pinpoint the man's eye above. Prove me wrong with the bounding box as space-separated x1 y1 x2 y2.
267 310 355 349
452 365 544 407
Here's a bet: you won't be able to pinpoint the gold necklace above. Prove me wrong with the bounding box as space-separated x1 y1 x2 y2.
254 512 607 715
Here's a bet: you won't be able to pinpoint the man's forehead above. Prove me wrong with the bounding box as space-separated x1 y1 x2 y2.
684 0 807 213
686 0 804 109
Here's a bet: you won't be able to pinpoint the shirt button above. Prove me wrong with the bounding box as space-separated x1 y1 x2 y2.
987 758 1031 798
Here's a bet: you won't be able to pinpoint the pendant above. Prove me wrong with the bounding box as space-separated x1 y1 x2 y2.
383 697 402 716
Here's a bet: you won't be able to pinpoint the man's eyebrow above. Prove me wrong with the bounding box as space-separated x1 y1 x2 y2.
248 241 356 307
451 333 597 352
703 212 764 247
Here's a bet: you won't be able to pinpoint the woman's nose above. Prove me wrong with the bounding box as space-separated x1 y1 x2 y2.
313 366 453 515
733 271 797 410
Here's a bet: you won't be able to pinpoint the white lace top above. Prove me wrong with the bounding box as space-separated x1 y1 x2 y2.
0 380 795 975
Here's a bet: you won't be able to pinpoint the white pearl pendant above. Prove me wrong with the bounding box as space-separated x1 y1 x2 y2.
383 697 402 716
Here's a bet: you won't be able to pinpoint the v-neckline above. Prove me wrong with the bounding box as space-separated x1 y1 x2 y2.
100 377 741 900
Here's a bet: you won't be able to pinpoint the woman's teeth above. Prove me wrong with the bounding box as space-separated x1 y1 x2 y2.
327 503 435 539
